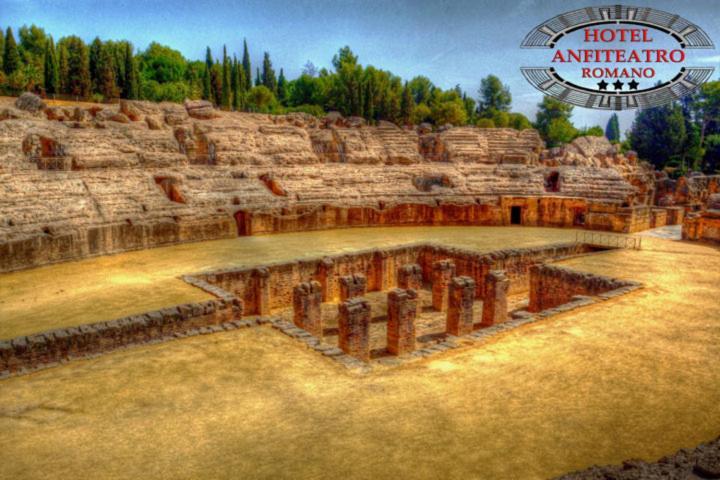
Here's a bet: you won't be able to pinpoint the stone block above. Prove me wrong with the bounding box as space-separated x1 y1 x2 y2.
293 281 323 337
398 263 423 290
481 270 509 327
386 288 418 355
338 297 371 362
446 276 476 336
339 273 367 302
432 259 456 311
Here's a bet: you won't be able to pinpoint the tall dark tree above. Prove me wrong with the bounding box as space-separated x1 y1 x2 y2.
261 52 277 93
277 68 287 105
255 67 261 87
242 39 252 91
57 42 69 93
97 45 118 99
605 113 620 142
629 103 687 171
210 61 222 106
231 55 241 110
202 46 213 102
62 36 91 97
43 37 60 95
3 27 21 75
221 45 231 109
123 42 139 99
399 81 414 125
88 37 103 93
0 28 4 72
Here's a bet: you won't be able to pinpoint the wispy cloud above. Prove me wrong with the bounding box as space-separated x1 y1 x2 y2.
698 55 720 63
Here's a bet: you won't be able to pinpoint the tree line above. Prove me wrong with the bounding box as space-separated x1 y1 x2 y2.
0 24 717 173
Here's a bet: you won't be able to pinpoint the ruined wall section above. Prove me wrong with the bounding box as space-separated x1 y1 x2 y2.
0 97 657 271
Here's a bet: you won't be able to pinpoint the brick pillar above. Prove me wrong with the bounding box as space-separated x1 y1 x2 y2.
254 267 271 315
432 260 456 311
481 270 509 327
317 257 335 302
528 264 542 313
398 263 423 290
446 276 476 335
293 281 323 337
339 273 367 302
386 288 418 355
338 298 371 361
372 250 393 291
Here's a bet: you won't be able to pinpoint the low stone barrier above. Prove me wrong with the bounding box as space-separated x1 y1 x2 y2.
0 294 242 377
528 264 639 312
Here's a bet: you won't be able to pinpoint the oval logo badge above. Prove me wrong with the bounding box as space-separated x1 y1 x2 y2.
521 5 715 110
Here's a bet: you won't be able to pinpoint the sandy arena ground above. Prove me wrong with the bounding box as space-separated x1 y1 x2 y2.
0 226 718 479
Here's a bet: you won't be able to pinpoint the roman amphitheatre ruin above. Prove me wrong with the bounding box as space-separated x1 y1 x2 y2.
0 93 718 479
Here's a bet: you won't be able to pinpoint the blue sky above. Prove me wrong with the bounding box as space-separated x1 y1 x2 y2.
2 0 719 134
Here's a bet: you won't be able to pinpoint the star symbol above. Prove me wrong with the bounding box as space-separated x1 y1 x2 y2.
628 79 639 90
597 80 608 91
613 80 624 91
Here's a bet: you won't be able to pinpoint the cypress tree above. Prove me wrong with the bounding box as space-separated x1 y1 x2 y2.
57 42 69 94
400 81 414 125
43 37 60 95
242 39 252 91
605 113 620 142
255 67 261 87
0 28 4 72
98 45 117 99
88 37 103 93
123 43 139 99
211 61 222 106
3 27 21 75
202 46 213 102
231 55 240 110
277 68 287 105
221 45 231 109
64 36 91 98
261 52 277 93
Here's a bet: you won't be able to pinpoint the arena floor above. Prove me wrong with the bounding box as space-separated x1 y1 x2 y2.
0 226 718 479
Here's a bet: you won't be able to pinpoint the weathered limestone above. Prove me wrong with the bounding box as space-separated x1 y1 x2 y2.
446 276 476 336
386 288 418 355
292 281 323 337
432 260 456 311
338 298 371 361
481 270 509 327
398 263 423 290
339 273 367 302
0 95 665 273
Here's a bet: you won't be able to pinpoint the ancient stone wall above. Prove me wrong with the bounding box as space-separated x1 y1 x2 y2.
0 298 241 375
528 264 636 312
197 242 598 317
0 96 657 271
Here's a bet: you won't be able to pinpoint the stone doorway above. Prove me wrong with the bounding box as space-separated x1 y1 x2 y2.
510 206 522 225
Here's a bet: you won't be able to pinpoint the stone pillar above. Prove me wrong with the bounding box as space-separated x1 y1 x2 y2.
386 288 418 355
338 298 371 361
372 250 393 291
398 263 423 290
432 260 456 311
293 281 323 337
481 270 509 327
317 257 335 302
254 267 271 315
446 276 476 336
528 264 542 313
339 273 367 302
